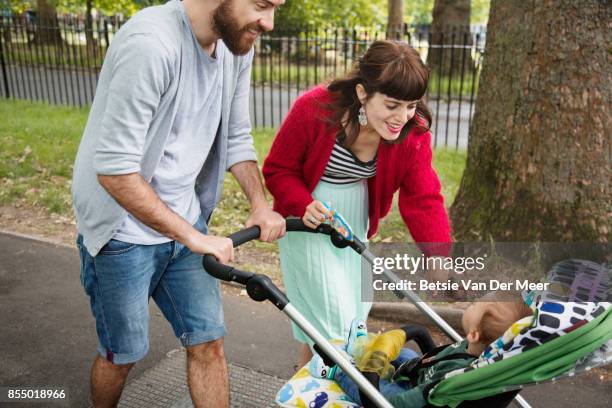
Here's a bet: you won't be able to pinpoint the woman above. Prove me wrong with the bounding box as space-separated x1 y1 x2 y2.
262 40 452 368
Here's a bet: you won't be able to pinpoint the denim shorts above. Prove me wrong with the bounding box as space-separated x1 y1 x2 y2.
77 216 226 365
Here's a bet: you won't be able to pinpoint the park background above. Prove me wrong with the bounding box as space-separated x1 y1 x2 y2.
0 1 609 407
0 0 608 281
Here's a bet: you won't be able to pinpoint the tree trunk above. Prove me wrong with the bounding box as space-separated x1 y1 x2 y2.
35 0 63 45
387 0 404 39
450 0 611 244
2 14 11 43
85 0 96 55
427 0 473 77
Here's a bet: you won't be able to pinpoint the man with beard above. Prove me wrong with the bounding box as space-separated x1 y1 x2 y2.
71 0 285 406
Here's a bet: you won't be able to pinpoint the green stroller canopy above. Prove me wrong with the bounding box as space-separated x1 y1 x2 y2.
428 260 611 407
428 306 611 407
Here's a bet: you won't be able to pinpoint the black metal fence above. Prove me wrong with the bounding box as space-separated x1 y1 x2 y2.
0 15 122 107
0 15 486 149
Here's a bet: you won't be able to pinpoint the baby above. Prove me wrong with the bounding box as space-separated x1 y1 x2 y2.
310 298 533 408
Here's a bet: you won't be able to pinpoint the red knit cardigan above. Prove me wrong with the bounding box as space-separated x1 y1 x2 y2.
262 86 451 254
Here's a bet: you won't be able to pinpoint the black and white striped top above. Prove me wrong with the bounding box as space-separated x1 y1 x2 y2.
320 140 377 184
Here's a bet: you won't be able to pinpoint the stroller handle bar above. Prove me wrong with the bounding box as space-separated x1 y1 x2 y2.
203 218 364 288
202 218 363 310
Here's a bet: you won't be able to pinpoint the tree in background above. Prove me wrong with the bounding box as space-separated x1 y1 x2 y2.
387 0 404 38
274 0 489 34
427 0 473 76
404 0 488 25
35 0 63 44
403 0 433 25
56 0 145 16
3 0 153 15
275 0 386 29
84 0 94 50
1 0 12 42
56 0 153 51
2 1 491 30
451 0 610 243
3 0 34 14
1 0 149 46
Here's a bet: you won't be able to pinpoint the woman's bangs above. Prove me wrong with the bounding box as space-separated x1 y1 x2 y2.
377 60 428 102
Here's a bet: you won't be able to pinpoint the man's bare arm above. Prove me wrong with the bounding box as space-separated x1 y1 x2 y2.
229 161 286 241
97 173 234 262
229 161 268 209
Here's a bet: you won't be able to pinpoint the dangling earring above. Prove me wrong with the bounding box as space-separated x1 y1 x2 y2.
358 106 368 126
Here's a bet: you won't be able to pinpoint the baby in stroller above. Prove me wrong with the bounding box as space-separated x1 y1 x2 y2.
309 297 533 408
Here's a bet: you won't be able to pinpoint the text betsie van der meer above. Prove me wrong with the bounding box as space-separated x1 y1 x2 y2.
370 254 550 292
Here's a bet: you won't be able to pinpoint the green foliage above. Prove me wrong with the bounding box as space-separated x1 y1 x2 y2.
3 0 490 26
3 0 35 14
55 0 143 16
276 0 387 28
404 0 435 25
470 0 490 25
404 0 490 25
0 0 163 17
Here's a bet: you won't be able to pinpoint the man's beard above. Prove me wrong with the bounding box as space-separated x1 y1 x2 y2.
213 0 261 55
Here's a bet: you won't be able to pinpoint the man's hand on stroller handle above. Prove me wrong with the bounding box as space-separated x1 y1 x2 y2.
187 232 235 264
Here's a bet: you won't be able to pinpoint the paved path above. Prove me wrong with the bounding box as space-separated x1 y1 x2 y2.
0 232 609 407
0 232 296 407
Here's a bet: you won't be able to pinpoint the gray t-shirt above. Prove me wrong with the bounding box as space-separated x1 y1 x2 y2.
114 3 223 244
71 0 257 257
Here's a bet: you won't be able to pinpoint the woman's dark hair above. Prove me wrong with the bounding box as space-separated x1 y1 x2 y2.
325 40 432 146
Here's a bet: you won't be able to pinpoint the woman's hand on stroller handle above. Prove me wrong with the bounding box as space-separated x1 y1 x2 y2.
303 200 331 229
245 206 287 242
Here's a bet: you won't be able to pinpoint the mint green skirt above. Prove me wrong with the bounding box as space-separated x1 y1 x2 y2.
279 179 372 347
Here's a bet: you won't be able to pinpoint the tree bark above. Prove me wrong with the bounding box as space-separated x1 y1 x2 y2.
387 0 404 39
85 0 97 56
427 0 473 76
85 0 94 46
35 0 63 45
450 0 611 244
2 22 11 43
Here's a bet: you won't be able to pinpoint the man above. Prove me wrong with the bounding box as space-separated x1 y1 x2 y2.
71 0 285 407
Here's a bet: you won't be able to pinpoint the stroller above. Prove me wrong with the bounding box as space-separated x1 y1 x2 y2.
202 217 611 408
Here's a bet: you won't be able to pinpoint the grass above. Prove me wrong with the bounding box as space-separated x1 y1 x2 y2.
374 148 466 242
0 99 466 245
0 99 88 213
